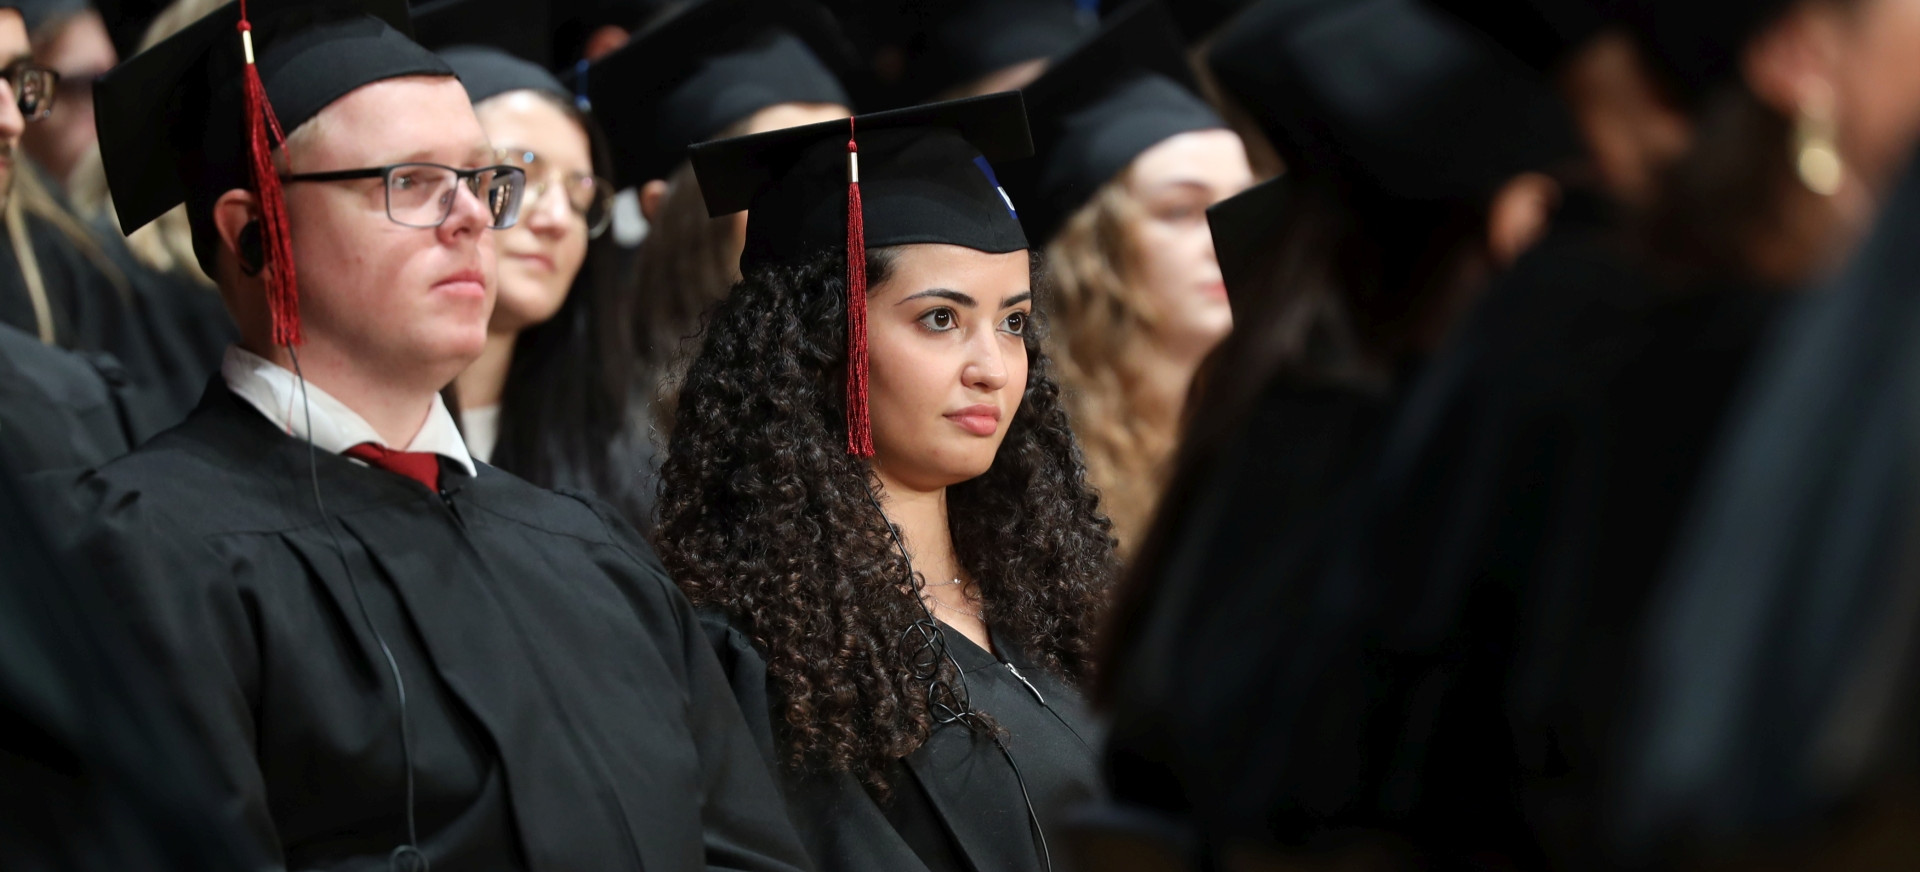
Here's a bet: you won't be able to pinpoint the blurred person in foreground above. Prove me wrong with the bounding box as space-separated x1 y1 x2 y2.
1089 0 1920 866
1087 0 1580 867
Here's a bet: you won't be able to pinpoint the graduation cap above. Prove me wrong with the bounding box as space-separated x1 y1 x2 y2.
438 45 569 104
1210 0 1579 201
584 0 853 189
1420 0 1609 73
1099 0 1250 46
889 0 1090 102
95 0 451 345
1610 0 1797 105
410 0 551 68
690 91 1032 456
1207 176 1288 318
1001 0 1224 246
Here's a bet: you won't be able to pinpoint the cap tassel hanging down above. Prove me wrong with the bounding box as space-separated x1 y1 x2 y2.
237 0 302 346
845 116 874 457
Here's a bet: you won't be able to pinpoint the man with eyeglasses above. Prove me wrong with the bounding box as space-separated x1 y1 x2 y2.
56 1 813 869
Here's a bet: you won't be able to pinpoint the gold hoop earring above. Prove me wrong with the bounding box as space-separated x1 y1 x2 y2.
1794 84 1844 197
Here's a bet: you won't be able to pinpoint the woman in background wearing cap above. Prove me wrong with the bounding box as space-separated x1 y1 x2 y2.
656 93 1116 871
588 0 850 446
428 45 653 533
999 1 1252 558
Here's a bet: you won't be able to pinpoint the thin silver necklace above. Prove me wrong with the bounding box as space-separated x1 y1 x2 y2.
927 596 985 622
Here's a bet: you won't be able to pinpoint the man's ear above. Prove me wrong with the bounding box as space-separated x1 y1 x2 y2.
212 189 262 276
638 178 669 224
1485 172 1562 268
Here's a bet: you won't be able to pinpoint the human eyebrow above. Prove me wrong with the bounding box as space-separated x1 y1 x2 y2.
897 288 977 308
1001 291 1033 309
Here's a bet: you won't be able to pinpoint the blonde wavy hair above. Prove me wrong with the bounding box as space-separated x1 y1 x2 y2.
67 0 231 289
1046 174 1176 556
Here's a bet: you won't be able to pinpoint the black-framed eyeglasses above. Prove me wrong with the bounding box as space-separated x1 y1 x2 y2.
1 61 59 123
499 149 613 239
282 162 527 230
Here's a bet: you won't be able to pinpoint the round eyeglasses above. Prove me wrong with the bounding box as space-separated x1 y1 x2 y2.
2 61 59 123
500 149 613 239
282 162 528 230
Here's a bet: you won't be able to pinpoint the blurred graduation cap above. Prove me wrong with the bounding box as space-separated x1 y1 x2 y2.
412 0 569 102
1611 0 1798 106
690 91 1031 455
1210 0 1579 201
410 0 550 67
550 0 665 69
1099 0 1251 46
887 0 1090 103
1207 176 1288 318
95 0 452 344
1000 0 1224 246
1420 0 1609 73
585 0 854 189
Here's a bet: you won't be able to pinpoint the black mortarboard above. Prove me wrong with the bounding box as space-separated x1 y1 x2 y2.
95 0 451 344
690 91 1031 456
439 46 569 104
1420 0 1609 73
891 0 1090 102
410 0 551 69
1211 0 1579 201
11 0 90 36
1207 176 1288 318
1001 0 1225 246
1611 0 1797 105
585 0 852 189
1099 0 1251 46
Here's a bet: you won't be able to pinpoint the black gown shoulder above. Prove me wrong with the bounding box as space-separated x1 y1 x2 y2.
698 609 1106 872
0 321 139 473
60 383 812 872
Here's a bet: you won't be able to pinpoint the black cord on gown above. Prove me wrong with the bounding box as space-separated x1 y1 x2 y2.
868 489 1053 872
290 346 428 872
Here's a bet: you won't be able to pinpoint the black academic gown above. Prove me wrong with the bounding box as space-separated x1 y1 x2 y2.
61 383 813 872
1296 197 1785 866
0 448 262 872
1607 152 1920 863
0 203 233 431
1101 375 1399 843
0 320 146 472
703 612 1105 872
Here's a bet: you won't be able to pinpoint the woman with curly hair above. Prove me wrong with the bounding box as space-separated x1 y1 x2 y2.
999 1 1253 556
657 92 1117 872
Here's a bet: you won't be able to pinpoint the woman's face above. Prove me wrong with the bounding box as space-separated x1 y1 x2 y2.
1122 128 1254 360
866 244 1034 493
473 91 595 335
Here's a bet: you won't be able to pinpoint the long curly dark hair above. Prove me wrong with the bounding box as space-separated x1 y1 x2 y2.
657 246 1116 788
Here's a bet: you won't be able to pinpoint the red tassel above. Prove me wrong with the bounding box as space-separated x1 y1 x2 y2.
845 118 873 457
237 2 301 346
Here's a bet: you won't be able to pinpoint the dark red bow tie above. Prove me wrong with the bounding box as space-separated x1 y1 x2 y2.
343 442 442 491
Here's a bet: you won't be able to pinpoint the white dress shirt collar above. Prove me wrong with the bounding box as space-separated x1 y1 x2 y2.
220 345 477 477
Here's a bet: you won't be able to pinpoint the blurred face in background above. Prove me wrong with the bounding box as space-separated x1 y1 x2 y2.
473 90 597 336
0 10 31 208
23 9 113 187
1121 128 1253 361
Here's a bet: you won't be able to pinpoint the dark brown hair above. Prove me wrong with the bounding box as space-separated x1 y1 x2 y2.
656 246 1117 787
